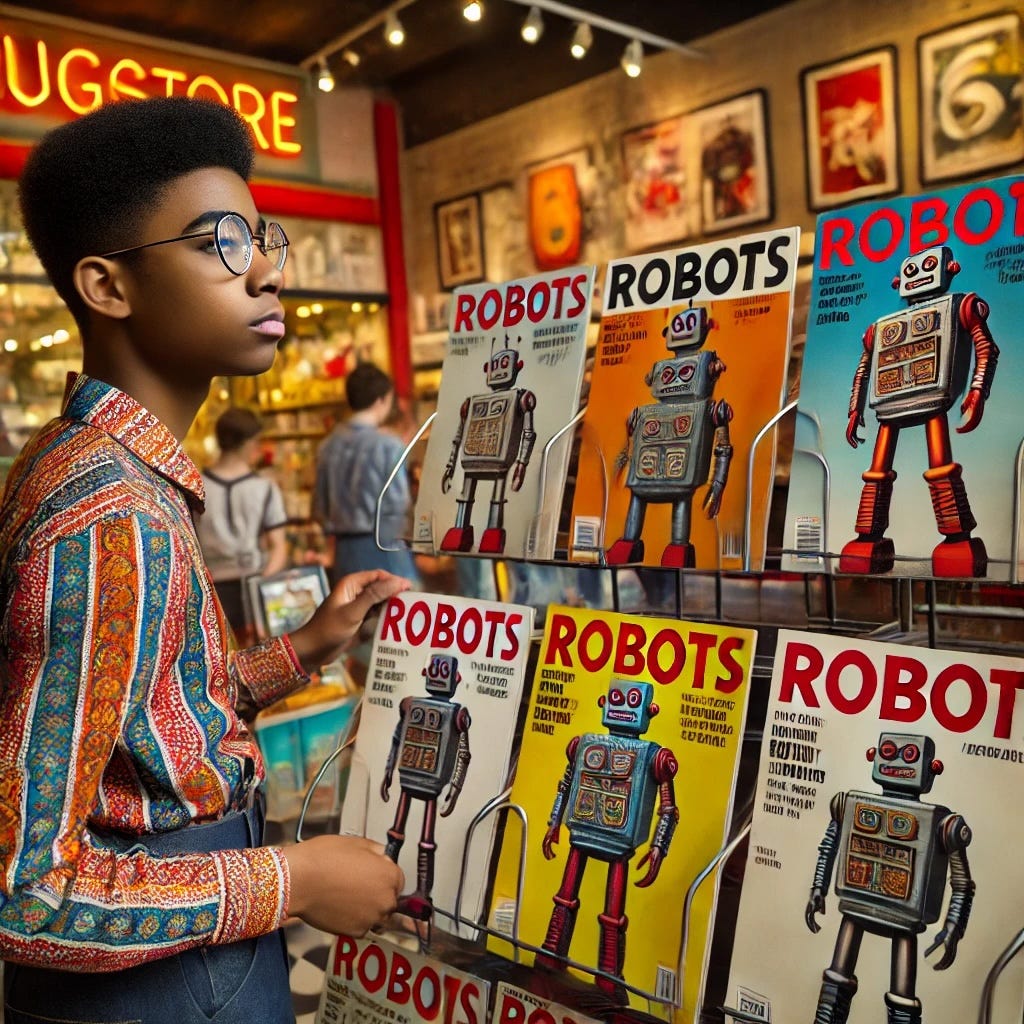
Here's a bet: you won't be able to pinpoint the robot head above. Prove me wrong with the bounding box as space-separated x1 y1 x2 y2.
868 733 943 795
484 335 524 391
893 245 959 302
663 303 713 352
598 679 659 735
423 653 461 699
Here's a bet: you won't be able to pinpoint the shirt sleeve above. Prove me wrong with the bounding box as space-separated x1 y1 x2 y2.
0 514 291 972
377 433 411 519
260 478 288 533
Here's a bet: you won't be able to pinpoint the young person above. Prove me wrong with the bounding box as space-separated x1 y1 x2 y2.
0 97 408 1023
197 405 289 640
313 362 420 586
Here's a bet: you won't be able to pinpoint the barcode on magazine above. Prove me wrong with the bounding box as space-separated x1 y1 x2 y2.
572 516 601 550
492 899 516 937
654 965 677 1003
794 516 823 561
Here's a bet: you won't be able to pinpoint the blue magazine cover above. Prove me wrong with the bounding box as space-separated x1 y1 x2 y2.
783 174 1023 580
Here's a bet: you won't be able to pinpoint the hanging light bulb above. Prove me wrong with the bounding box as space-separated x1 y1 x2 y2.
316 58 335 93
570 22 593 59
342 49 361 67
462 1 483 23
384 10 405 46
620 38 643 77
521 6 544 43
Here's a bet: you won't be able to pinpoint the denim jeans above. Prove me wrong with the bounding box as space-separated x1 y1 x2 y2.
3 794 295 1024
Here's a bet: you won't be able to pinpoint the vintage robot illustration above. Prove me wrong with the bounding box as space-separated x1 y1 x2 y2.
605 303 734 568
381 652 472 908
536 679 679 1001
840 244 998 577
805 732 975 1024
440 334 537 555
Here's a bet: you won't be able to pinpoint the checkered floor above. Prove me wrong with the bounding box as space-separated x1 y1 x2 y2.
286 921 334 1023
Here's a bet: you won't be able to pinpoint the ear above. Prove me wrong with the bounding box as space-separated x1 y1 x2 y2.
72 256 133 321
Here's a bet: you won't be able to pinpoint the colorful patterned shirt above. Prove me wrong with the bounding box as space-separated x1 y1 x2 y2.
0 374 303 972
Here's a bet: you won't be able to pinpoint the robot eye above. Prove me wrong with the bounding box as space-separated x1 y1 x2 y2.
671 314 686 333
901 743 920 763
626 687 643 708
879 739 898 760
903 262 918 277
609 688 625 705
921 254 939 272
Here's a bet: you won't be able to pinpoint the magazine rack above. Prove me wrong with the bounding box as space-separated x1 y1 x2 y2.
978 925 1024 1024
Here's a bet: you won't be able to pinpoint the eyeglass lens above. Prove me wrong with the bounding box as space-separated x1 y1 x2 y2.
216 214 288 275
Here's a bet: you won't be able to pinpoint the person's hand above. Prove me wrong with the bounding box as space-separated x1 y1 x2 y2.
287 570 412 673
282 835 404 936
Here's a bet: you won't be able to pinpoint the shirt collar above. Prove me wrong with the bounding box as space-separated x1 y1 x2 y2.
62 372 206 509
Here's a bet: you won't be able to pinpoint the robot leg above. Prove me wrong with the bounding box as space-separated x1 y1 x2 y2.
923 414 986 576
884 934 922 1024
607 496 647 564
537 847 587 970
441 478 478 552
480 477 508 554
385 790 413 862
839 426 897 574
415 799 438 904
595 860 630 1003
813 917 862 1024
661 496 695 568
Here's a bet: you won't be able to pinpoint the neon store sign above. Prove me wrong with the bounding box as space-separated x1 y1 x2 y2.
0 17 312 166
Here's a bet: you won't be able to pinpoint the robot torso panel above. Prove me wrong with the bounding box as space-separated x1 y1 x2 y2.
460 390 527 476
397 697 462 799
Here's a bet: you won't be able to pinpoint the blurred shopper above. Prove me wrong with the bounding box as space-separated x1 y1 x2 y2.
0 96 407 1023
196 406 288 640
313 361 420 586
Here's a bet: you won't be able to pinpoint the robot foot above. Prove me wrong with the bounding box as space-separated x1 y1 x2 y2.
813 971 857 1024
479 527 507 554
884 992 922 1024
932 536 987 578
838 536 895 574
661 542 696 568
441 525 475 552
606 538 645 565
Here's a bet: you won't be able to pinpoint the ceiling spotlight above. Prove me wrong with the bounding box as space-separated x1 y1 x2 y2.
570 22 593 59
463 1 483 23
385 10 405 46
342 49 361 67
316 58 335 92
521 5 544 43
620 38 643 77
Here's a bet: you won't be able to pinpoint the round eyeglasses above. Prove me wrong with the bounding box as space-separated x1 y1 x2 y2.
100 212 289 276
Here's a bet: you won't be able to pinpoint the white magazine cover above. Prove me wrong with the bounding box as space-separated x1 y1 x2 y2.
339 591 535 938
413 266 596 561
724 629 1024 1024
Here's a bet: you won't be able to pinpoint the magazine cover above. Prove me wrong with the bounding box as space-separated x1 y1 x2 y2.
315 933 489 1024
487 604 755 1022
723 629 1024 1024
568 228 799 571
493 981 601 1024
782 173 1023 579
413 266 596 561
339 591 535 937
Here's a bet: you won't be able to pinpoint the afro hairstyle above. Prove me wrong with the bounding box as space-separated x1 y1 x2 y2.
18 97 255 329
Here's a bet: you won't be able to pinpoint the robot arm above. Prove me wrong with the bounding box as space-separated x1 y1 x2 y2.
636 747 680 887
925 813 975 970
805 792 845 932
442 398 471 493
510 390 538 491
542 736 580 859
440 706 472 817
613 408 640 477
381 697 412 802
957 294 999 434
702 400 734 519
846 324 874 447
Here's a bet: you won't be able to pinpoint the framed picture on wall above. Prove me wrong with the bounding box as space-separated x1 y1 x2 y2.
620 114 697 251
435 192 485 290
524 148 589 271
691 90 773 233
801 47 900 209
918 12 1023 183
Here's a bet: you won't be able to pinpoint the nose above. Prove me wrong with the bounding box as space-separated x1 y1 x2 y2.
247 245 284 295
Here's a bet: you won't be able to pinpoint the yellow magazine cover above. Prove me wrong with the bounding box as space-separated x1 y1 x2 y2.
488 604 755 1023
569 228 799 571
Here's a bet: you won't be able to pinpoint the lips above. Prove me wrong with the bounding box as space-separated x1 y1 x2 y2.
250 312 285 339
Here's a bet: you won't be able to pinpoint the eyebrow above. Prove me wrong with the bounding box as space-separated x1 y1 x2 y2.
180 210 265 234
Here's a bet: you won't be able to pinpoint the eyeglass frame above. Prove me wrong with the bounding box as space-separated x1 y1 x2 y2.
99 212 289 275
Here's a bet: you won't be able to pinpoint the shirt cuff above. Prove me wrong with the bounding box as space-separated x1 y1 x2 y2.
211 846 290 943
234 635 310 707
